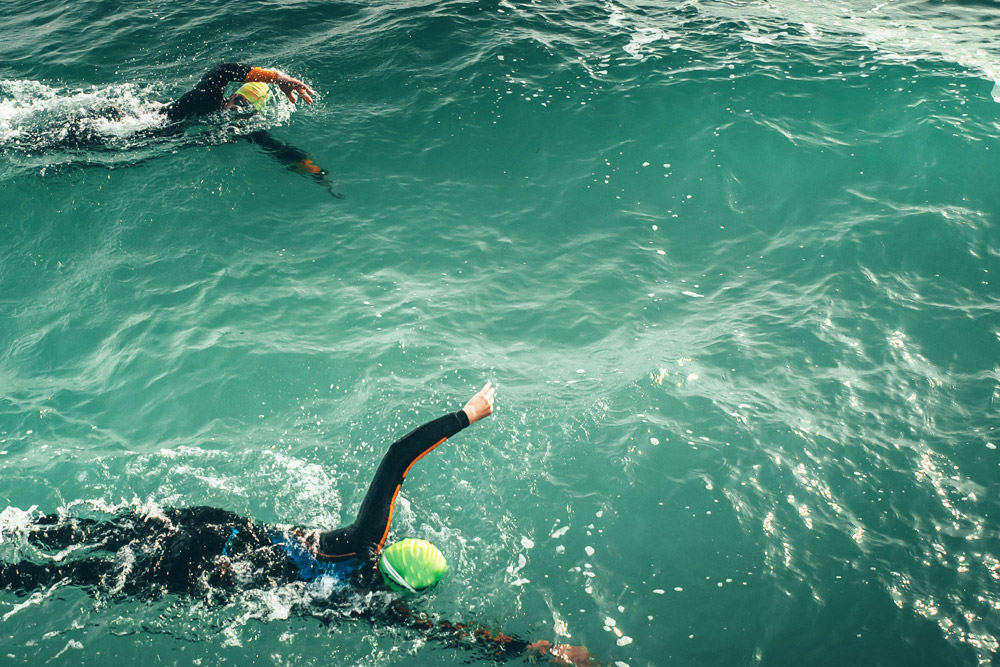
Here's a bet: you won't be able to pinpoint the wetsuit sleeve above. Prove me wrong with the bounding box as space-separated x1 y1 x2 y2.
246 130 344 199
317 410 470 560
244 131 343 198
163 62 253 121
246 130 310 163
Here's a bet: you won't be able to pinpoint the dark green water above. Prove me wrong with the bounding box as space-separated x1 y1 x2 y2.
1 0 999 665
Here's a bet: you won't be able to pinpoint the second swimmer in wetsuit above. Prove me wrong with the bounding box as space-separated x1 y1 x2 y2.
0 382 597 666
1 383 494 596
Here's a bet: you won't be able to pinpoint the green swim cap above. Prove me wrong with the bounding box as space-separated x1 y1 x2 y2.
379 538 448 593
233 82 270 112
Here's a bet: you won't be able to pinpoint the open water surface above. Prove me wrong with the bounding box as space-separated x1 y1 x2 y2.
1 0 1000 665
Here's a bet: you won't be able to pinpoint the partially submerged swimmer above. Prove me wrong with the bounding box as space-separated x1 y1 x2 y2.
5 62 340 197
0 383 596 666
161 62 340 197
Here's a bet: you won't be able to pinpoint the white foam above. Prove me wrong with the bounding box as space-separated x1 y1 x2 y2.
0 77 298 167
2 580 66 622
0 80 166 148
0 505 38 544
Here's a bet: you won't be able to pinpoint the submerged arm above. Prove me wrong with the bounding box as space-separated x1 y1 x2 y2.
245 130 344 199
387 602 599 666
387 602 531 660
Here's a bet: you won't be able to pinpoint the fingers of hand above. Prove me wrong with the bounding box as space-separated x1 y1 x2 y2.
278 80 313 104
528 640 552 654
288 78 315 103
480 381 495 401
551 646 579 665
479 382 495 412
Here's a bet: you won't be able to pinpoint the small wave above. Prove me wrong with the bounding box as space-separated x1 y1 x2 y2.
0 505 39 546
596 0 1000 97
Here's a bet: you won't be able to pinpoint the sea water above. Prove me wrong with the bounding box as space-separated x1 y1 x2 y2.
1 0 998 665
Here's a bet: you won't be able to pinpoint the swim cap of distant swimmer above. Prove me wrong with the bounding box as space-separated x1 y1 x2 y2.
233 82 271 113
379 538 448 594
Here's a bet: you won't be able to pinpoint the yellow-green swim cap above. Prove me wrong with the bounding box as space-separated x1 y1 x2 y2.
379 538 448 594
233 82 270 112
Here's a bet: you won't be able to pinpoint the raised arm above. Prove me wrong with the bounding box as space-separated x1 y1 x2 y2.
243 67 315 104
317 383 495 561
194 62 255 98
164 63 252 120
164 62 315 121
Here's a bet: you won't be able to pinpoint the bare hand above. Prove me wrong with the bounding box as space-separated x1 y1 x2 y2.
276 74 315 104
462 381 495 425
528 640 599 666
323 179 345 199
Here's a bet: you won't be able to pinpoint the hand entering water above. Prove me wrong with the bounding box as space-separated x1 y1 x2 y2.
462 381 495 425
528 640 600 666
274 73 315 104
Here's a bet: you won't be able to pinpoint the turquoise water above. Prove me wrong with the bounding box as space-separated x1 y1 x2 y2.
1 0 999 664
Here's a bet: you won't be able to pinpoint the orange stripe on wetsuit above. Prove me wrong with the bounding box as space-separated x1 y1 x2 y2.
373 436 447 551
314 411 470 563
246 67 281 84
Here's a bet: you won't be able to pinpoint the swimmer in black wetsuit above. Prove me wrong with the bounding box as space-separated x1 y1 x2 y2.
0 382 597 666
7 61 341 197
162 61 342 197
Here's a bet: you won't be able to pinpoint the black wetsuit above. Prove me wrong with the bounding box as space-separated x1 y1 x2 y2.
161 62 257 121
0 411 470 598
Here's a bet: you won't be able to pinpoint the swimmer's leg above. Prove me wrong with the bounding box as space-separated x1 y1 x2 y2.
28 515 100 550
0 558 115 595
28 513 171 552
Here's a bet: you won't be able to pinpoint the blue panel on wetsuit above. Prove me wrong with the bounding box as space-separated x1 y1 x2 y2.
268 531 362 583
